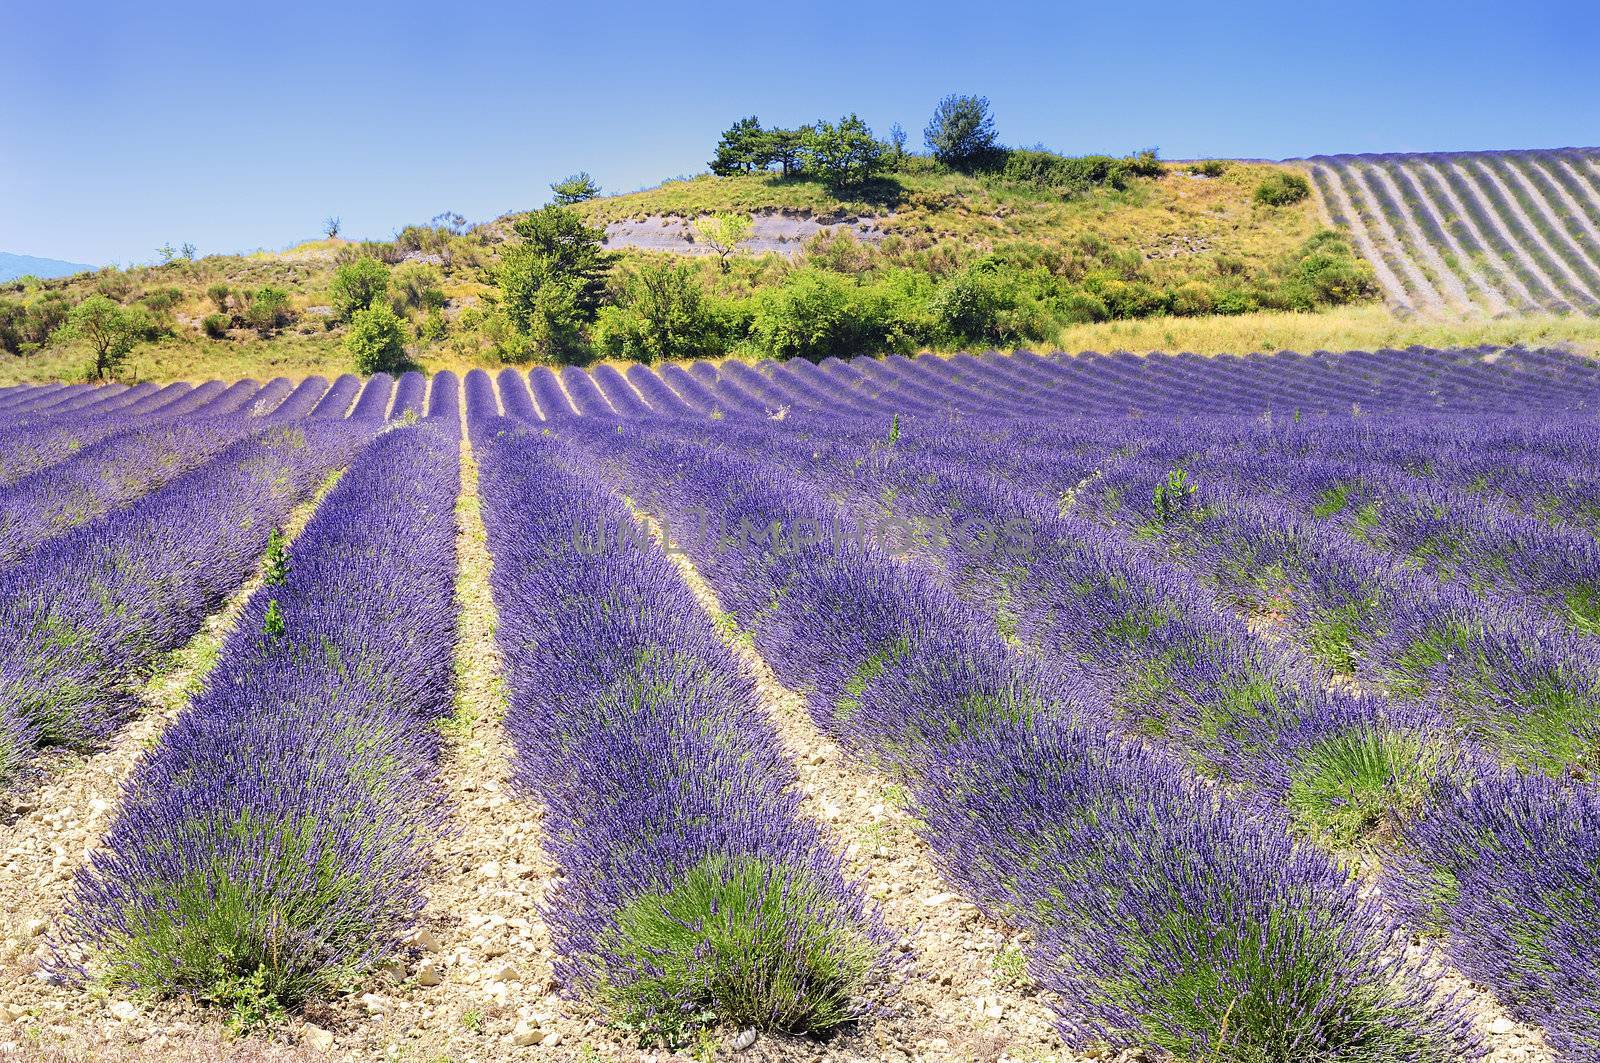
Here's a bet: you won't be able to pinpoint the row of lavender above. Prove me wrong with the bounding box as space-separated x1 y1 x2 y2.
57 420 461 1012
469 412 892 1033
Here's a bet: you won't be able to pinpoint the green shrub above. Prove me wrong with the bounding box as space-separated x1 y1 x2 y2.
998 149 1162 194
594 260 722 363
329 257 391 321
392 263 445 311
245 286 292 332
205 283 232 312
345 304 408 374
929 264 1053 346
1169 281 1217 317
1058 289 1109 324
1214 289 1260 315
141 287 183 315
494 206 612 364
1085 275 1170 319
1185 160 1228 178
747 268 927 361
1255 171 1311 206
417 308 447 342
202 313 231 339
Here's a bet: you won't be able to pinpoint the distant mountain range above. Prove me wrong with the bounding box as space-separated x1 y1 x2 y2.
0 251 95 283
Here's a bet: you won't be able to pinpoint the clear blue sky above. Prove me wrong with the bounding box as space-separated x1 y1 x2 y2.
3 0 1594 266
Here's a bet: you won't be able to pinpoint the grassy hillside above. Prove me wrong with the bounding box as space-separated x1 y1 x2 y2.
3 153 1595 387
573 158 1328 286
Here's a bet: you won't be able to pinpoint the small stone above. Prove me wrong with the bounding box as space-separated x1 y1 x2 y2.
108 1001 140 1022
509 1020 543 1047
0 1003 20 1023
22 918 47 938
732 1028 757 1051
304 1024 335 1051
487 962 520 984
358 992 390 1015
921 892 957 907
479 860 502 879
416 961 444 987
1488 1017 1516 1035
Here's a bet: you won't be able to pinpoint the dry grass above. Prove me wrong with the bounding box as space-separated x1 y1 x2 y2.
1049 303 1600 356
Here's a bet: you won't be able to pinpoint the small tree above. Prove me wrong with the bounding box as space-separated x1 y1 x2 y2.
710 116 767 175
763 129 807 177
494 205 613 362
429 211 467 235
551 172 602 205
323 216 342 239
54 295 145 380
180 242 197 261
346 303 408 374
925 94 998 168
692 212 753 271
804 115 886 192
888 123 908 165
330 257 390 321
156 243 177 264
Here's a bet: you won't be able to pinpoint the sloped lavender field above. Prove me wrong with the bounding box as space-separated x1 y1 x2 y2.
2 346 1598 1062
1304 148 1600 318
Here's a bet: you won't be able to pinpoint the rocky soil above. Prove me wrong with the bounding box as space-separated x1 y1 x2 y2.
600 212 894 257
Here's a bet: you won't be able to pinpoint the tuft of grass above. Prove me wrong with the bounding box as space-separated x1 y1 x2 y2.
1284 729 1441 852
595 855 882 1042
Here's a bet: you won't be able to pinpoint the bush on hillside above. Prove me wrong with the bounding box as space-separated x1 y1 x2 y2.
998 149 1162 194
746 268 933 361
1255 171 1311 206
392 262 445 311
346 303 408 374
202 313 231 339
329 257 391 321
925 95 998 168
0 291 71 355
246 286 293 332
494 206 613 363
205 283 232 312
594 260 725 363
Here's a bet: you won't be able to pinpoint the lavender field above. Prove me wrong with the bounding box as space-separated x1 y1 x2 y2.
1 346 1599 1062
1304 148 1600 319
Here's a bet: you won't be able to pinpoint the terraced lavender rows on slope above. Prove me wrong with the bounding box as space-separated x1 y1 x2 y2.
1305 148 1600 317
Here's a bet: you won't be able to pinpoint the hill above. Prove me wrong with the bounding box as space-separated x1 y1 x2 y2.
0 251 94 283
3 148 1599 387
